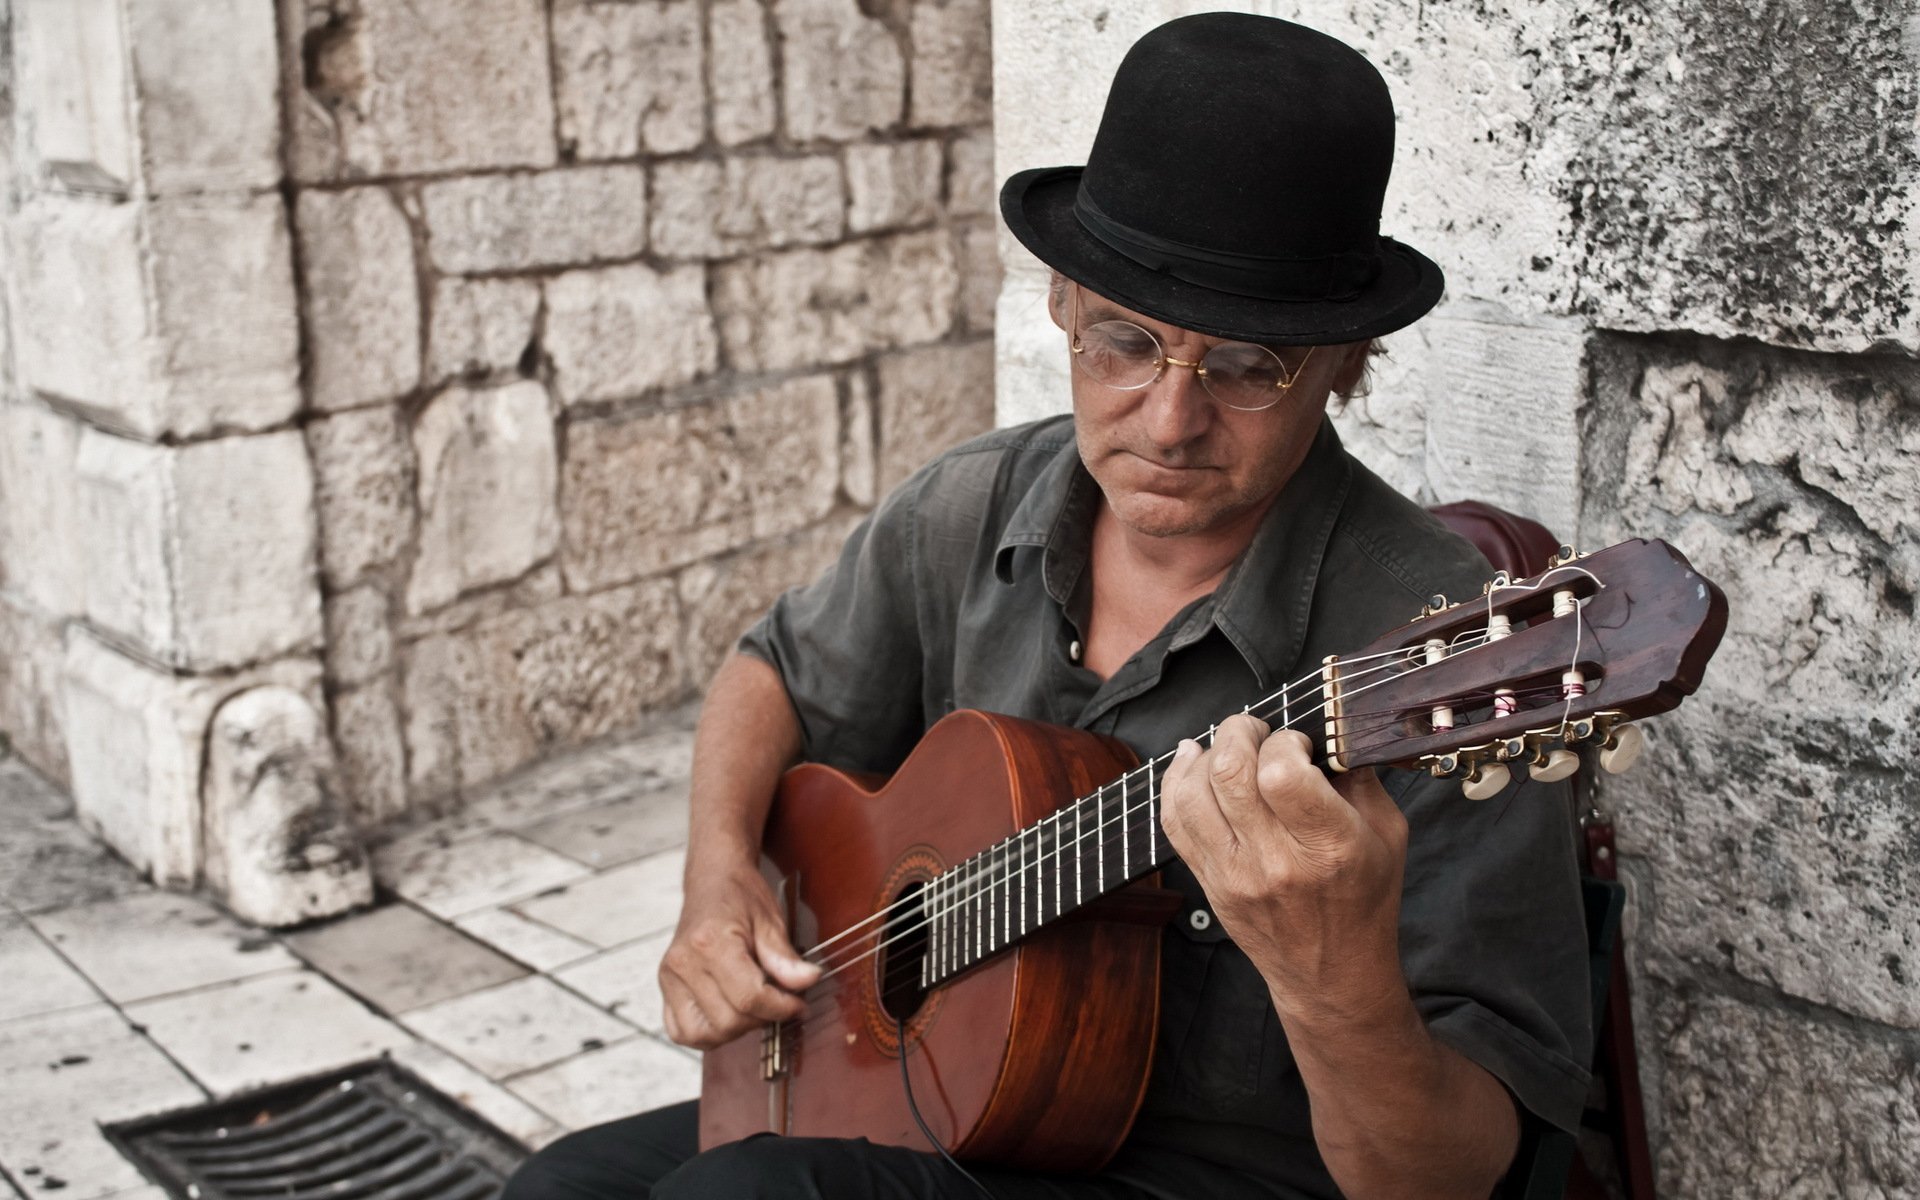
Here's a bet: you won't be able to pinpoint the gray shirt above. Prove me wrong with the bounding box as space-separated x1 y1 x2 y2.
740 415 1591 1199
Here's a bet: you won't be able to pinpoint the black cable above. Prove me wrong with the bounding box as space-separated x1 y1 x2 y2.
896 1015 994 1197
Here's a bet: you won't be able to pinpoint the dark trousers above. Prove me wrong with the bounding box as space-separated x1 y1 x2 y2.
502 1102 1162 1200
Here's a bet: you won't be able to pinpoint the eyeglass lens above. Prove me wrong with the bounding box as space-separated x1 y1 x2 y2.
1074 319 1309 411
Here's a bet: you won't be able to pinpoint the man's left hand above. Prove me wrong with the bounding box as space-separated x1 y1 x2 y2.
1159 713 1408 1018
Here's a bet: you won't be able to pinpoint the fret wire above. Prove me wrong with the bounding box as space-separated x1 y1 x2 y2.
1146 760 1157 866
1020 825 1029 937
1121 773 1131 879
1096 784 1106 892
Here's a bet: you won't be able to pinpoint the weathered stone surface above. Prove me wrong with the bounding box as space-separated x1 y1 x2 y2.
202 687 373 927
0 598 70 789
677 517 859 683
289 0 555 179
561 376 842 590
713 231 958 373
875 340 996 493
297 187 420 413
1636 977 1919 1198
9 196 151 417
76 429 324 671
324 584 392 688
402 580 684 797
1582 334 1920 1029
845 139 943 234
840 371 876 508
776 0 905 141
307 406 415 591
419 167 647 274
947 128 994 216
908 0 991 128
332 682 409 825
544 264 717 404
709 0 777 146
125 0 280 191
61 627 322 885
13 0 136 188
397 566 563 643
955 221 999 335
650 156 845 259
0 404 85 619
552 0 705 159
408 382 560 615
428 277 541 385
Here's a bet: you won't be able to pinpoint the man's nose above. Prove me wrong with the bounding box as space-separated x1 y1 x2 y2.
1139 357 1214 447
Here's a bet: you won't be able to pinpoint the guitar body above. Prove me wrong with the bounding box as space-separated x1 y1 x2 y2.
699 709 1168 1172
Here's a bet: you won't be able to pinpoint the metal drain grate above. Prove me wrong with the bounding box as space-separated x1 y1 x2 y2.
105 1060 527 1200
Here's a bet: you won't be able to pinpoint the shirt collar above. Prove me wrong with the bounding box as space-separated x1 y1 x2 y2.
993 418 1354 690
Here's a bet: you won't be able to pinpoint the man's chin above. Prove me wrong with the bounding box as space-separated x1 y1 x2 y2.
1106 493 1222 538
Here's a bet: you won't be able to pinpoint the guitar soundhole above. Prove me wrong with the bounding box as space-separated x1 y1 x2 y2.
877 880 930 1023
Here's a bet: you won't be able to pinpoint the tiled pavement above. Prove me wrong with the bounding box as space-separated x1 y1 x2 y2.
0 712 703 1199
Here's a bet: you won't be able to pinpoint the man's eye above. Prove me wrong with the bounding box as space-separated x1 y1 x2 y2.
1090 323 1158 358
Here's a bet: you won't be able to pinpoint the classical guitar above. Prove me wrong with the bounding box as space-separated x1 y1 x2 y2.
700 539 1726 1170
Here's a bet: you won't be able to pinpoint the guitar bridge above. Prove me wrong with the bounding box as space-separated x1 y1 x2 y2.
760 1021 794 1081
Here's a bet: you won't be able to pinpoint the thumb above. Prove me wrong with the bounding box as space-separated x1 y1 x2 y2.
754 919 821 991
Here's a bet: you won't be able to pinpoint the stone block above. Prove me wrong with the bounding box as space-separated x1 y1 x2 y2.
307 405 415 591
954 220 999 334
0 598 71 789
407 382 560 614
125 0 280 191
1637 978 1918 1197
61 626 321 884
0 403 85 619
76 428 324 672
908 0 991 128
202 686 373 927
289 0 555 179
402 580 685 798
552 0 705 159
713 230 958 373
419 166 647 275
560 375 842 591
332 681 410 825
13 0 137 189
874 339 996 493
677 516 860 683
9 196 150 420
845 139 943 234
650 156 845 259
776 0 906 141
841 370 876 508
544 264 717 404
947 128 994 216
427 277 542 385
709 0 777 146
297 187 421 413
324 584 393 688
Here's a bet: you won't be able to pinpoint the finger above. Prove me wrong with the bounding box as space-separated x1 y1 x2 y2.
658 972 711 1048
1160 737 1235 857
708 929 807 1023
1331 767 1408 852
754 920 822 992
1254 730 1356 839
1203 714 1272 828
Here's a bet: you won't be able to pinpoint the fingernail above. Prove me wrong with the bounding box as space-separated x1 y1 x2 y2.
1173 738 1199 761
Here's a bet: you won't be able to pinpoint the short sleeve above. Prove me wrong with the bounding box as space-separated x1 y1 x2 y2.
1387 767 1594 1133
736 479 929 774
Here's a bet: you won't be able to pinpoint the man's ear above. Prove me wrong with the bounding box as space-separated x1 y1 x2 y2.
1046 274 1069 330
1328 339 1373 397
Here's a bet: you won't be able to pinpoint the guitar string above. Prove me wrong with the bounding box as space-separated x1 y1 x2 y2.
775 569 1601 1034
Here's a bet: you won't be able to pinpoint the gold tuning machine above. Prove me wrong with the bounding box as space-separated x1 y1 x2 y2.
1529 747 1582 783
1461 761 1512 801
1546 544 1582 571
1597 723 1646 774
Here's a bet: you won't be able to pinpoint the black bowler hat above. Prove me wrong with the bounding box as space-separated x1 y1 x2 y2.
1000 13 1443 345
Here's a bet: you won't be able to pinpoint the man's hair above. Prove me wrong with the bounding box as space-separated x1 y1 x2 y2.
1045 272 1383 405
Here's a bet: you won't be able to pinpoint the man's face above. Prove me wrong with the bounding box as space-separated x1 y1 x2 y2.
1052 283 1368 540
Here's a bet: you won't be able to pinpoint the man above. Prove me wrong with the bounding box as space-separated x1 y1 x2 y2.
507 13 1590 1199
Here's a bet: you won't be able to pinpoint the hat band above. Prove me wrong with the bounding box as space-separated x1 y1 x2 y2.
1073 187 1381 303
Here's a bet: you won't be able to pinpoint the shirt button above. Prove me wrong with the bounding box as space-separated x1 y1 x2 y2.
1068 639 1083 663
1188 909 1212 932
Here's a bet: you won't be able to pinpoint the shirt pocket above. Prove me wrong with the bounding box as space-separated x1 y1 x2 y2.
1154 934 1274 1109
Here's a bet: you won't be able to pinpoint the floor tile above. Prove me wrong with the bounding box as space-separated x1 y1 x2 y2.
126 970 411 1096
506 1036 699 1132
458 749 656 835
387 1040 564 1150
511 850 684 950
0 761 145 916
30 891 298 1004
514 788 688 870
400 977 635 1080
553 931 673 1034
0 916 99 1024
376 830 593 920
284 904 526 1015
0 1004 204 1199
453 909 597 972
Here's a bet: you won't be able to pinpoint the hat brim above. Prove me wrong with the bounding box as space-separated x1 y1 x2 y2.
1001 166 1445 345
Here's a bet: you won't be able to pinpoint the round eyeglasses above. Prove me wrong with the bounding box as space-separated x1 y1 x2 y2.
1068 287 1315 412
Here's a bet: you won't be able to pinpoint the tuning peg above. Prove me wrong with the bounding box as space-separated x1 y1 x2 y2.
1529 748 1581 783
1461 762 1511 800
1597 723 1645 774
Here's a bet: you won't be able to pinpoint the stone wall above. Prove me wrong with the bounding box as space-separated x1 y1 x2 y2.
994 0 1917 1194
0 0 996 903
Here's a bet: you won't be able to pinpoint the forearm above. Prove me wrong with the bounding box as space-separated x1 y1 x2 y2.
1277 981 1518 1200
685 652 804 874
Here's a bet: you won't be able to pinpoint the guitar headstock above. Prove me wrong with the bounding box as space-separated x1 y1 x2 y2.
1322 539 1727 796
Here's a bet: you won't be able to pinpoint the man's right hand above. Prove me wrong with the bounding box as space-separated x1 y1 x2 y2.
658 859 821 1050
